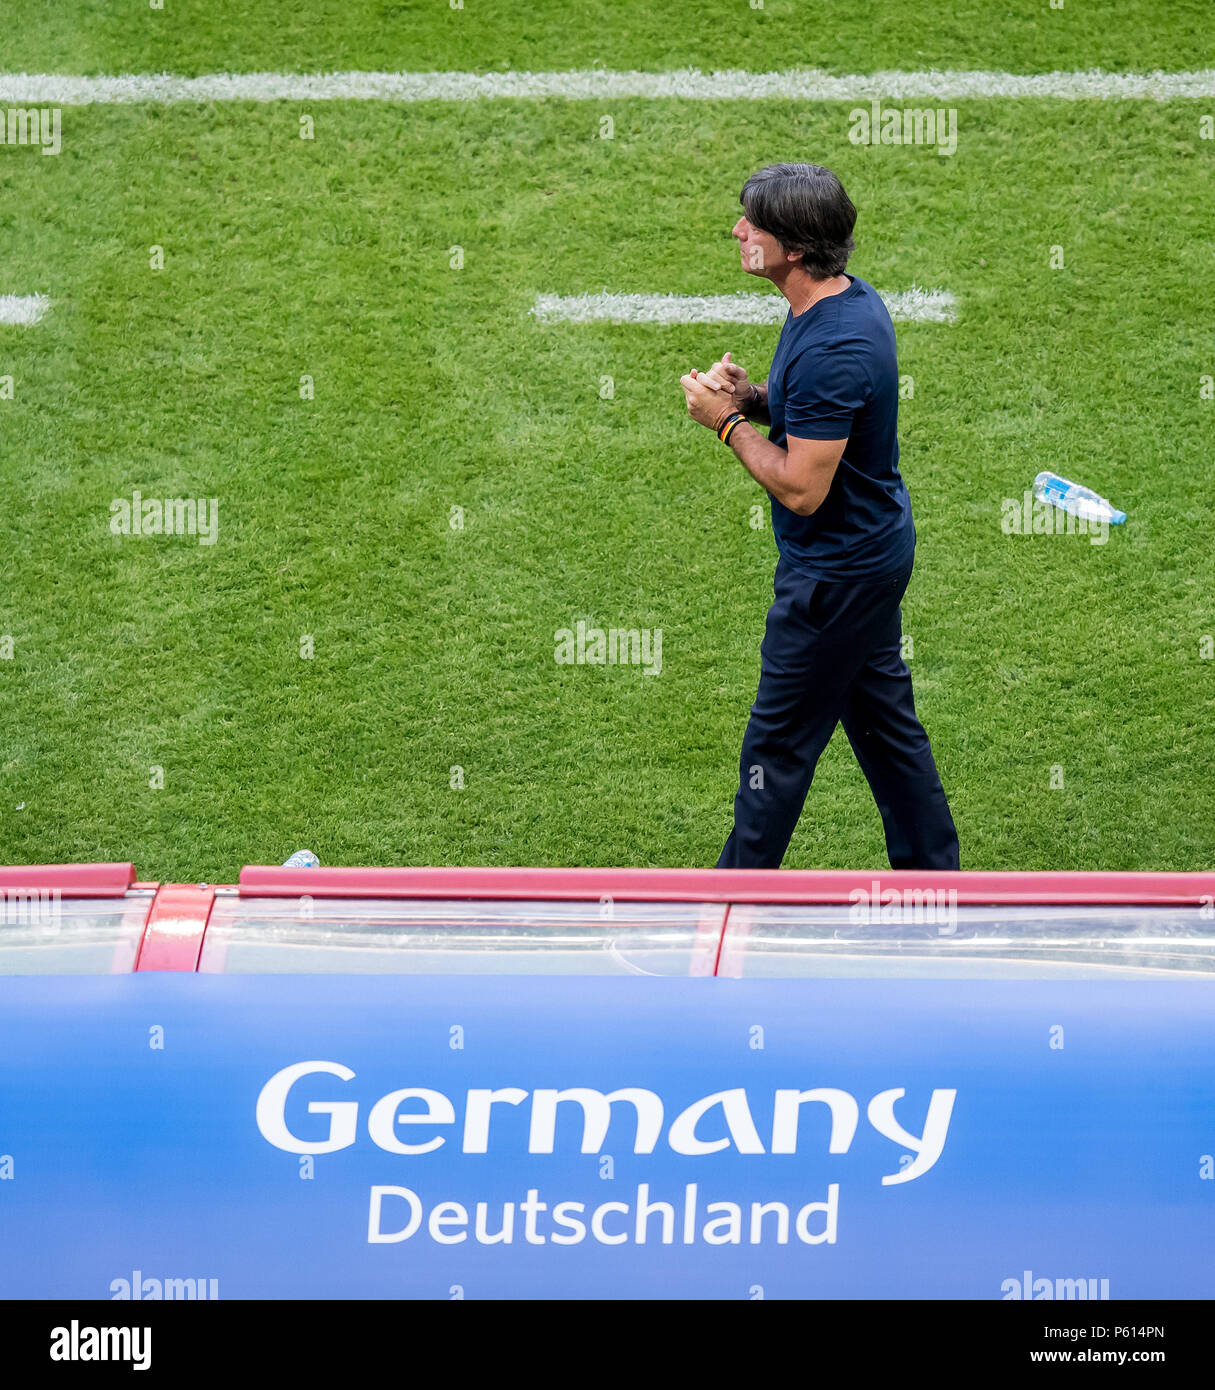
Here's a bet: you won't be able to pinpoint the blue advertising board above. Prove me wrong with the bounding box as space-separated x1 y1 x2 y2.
0 974 1211 1299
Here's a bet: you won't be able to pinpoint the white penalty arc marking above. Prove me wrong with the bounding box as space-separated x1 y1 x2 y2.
0 68 1212 104
0 294 50 326
531 288 957 326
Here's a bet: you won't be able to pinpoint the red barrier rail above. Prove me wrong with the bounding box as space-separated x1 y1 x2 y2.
135 884 215 972
237 866 1215 906
3 865 1212 978
0 862 136 896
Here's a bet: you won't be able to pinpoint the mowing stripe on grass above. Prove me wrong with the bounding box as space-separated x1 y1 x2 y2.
0 294 50 326
531 288 957 325
0 68 1212 104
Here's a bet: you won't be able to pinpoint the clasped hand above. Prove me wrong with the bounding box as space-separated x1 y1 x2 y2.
680 351 753 431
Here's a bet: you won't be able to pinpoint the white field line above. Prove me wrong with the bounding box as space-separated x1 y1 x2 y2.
0 294 50 326
531 288 957 325
0 68 1212 104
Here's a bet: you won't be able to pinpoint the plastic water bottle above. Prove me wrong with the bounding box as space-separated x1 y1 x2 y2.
282 850 320 868
1033 472 1126 525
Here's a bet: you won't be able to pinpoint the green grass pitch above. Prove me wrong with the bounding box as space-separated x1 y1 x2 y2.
0 3 1212 879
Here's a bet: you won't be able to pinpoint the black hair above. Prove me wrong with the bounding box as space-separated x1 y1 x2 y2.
739 163 857 278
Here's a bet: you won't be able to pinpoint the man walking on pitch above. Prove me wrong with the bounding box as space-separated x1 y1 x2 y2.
680 162 960 870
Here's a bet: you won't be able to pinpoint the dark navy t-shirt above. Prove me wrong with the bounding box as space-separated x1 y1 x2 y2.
765 274 915 580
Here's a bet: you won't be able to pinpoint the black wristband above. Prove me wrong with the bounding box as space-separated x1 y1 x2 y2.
718 412 746 445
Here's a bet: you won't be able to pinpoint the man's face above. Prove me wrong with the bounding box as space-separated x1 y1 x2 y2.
732 213 792 277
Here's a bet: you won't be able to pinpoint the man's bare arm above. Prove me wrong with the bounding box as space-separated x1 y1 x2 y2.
723 422 847 517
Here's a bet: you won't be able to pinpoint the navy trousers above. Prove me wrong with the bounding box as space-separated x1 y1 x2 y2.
717 550 960 870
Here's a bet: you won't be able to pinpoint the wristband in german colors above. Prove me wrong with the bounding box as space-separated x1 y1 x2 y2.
718 412 746 445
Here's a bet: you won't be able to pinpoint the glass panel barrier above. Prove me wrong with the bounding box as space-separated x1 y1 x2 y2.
0 892 153 975
719 903 1215 978
199 894 724 976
